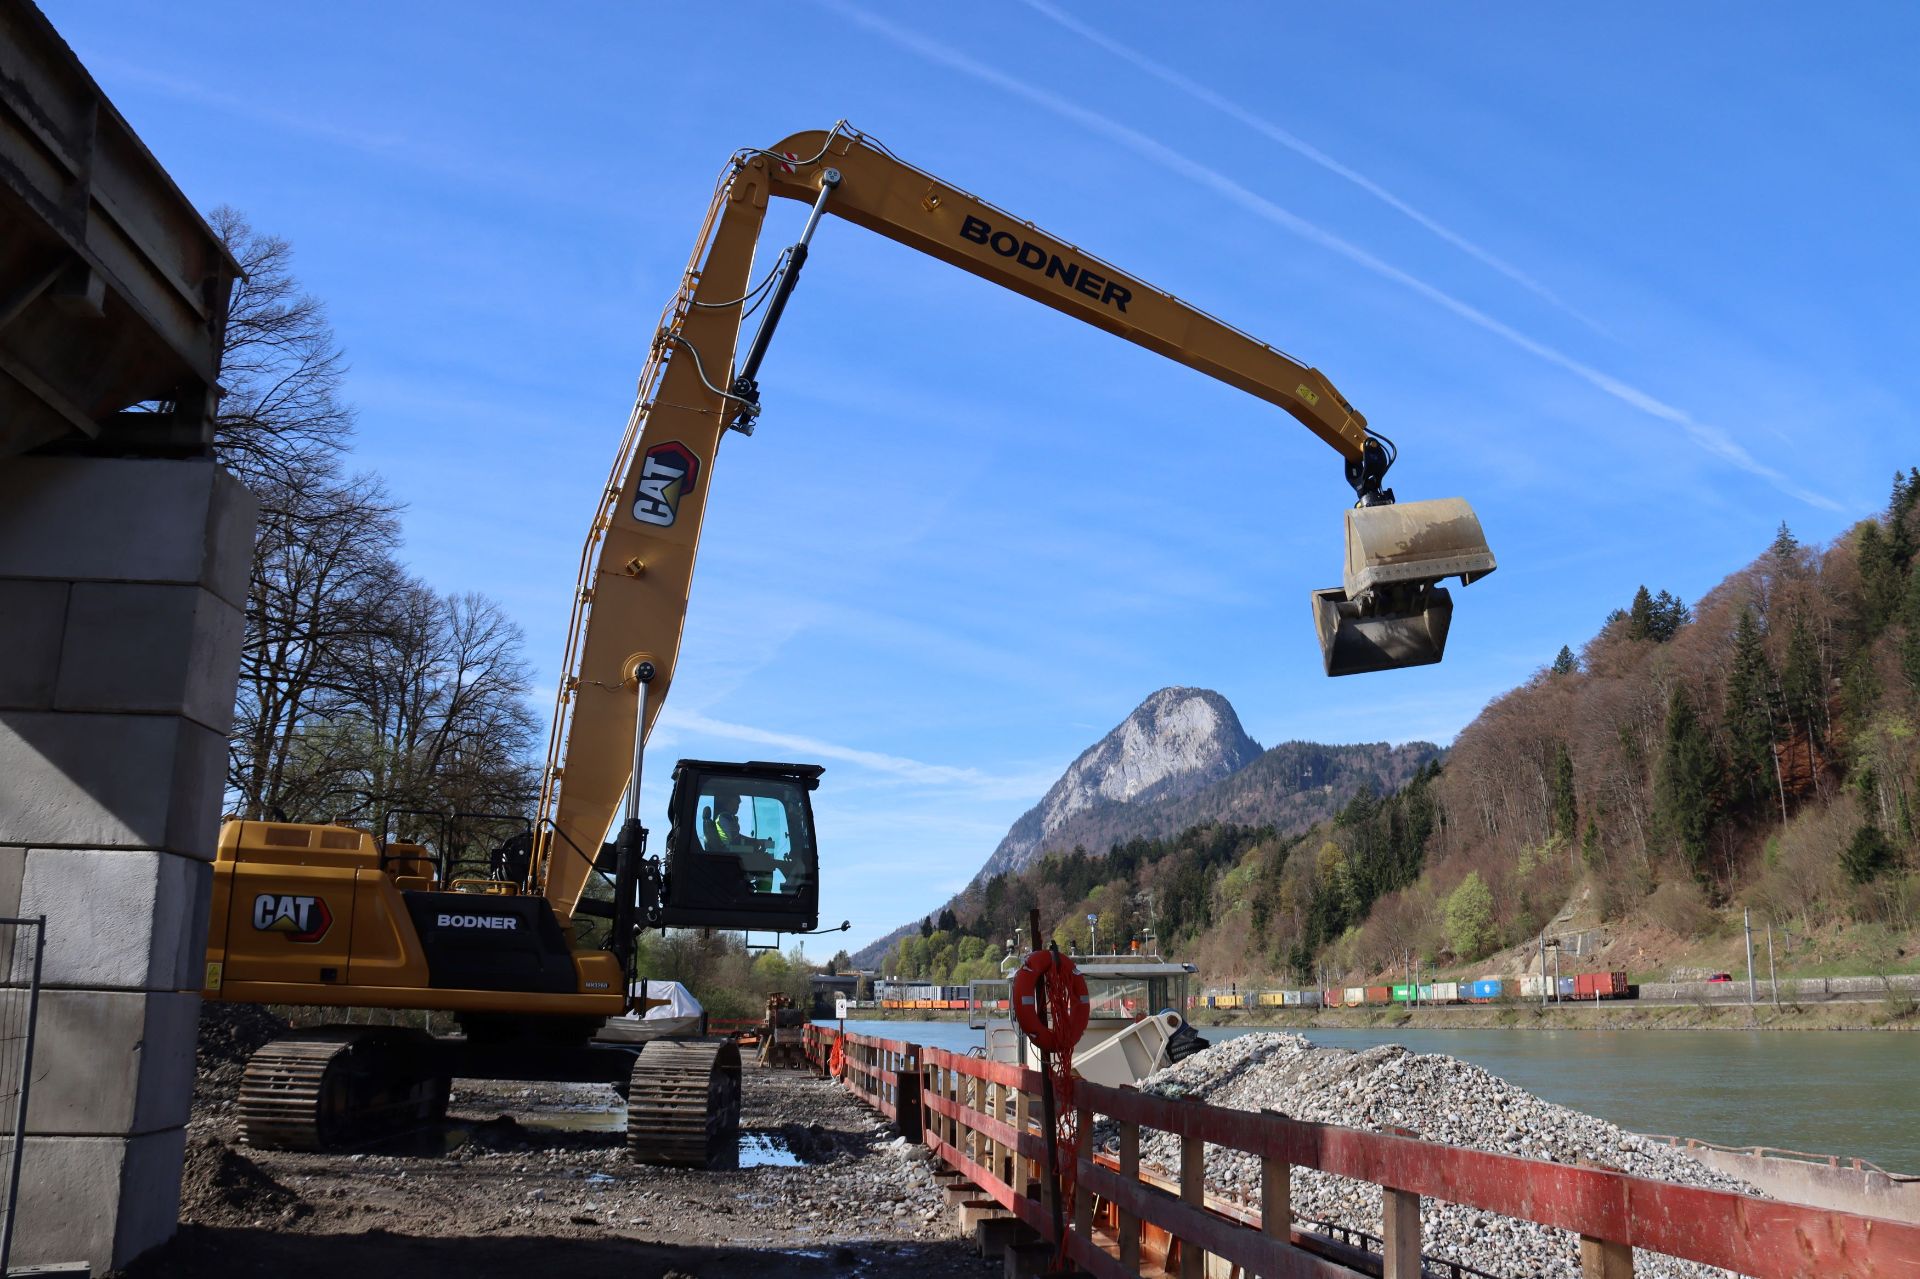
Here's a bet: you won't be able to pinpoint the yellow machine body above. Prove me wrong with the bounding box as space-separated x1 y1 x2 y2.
202 821 627 1018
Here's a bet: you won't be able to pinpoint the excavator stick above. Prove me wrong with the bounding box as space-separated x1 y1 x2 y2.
1313 497 1496 676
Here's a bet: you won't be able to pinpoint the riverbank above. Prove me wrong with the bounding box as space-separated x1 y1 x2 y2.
1189 997 1920 1032
848 999 1919 1031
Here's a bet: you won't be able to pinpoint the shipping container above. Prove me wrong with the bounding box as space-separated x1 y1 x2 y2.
1259 991 1286 1007
1416 984 1434 1002
1323 988 1343 1007
1365 985 1391 1004
1346 987 1367 1005
1466 979 1503 1001
1520 975 1545 998
1432 982 1461 1003
1573 971 1629 999
1300 990 1323 1008
1391 984 1413 1002
1557 977 1576 997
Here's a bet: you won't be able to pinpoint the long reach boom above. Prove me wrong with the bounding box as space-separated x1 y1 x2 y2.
534 123 1493 922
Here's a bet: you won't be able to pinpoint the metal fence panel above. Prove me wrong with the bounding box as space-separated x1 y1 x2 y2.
0 916 47 1273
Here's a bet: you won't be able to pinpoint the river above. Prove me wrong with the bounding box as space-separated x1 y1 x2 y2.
822 1020 1920 1173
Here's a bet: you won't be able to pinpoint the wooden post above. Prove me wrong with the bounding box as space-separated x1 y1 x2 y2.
987 1079 1002 1183
1119 1118 1141 1274
1381 1187 1420 1279
1180 1132 1205 1279
1580 1236 1635 1279
1260 1108 1292 1240
1073 1100 1094 1241
1576 1158 1635 1278
1013 1085 1032 1198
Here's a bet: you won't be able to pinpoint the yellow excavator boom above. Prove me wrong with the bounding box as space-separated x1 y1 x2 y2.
534 123 1490 921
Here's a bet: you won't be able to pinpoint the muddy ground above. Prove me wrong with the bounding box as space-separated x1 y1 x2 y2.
123 1009 1000 1278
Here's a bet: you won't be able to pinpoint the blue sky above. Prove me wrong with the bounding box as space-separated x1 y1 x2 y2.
50 2 1920 951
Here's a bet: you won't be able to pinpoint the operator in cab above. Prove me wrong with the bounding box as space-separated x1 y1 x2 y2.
700 783 781 892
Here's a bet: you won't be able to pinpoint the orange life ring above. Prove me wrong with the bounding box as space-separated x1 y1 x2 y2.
1011 949 1090 1053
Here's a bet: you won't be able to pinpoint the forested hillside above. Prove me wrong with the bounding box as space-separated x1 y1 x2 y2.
882 470 1920 987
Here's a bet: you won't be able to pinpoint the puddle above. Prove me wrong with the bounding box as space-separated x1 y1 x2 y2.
737 1131 802 1168
518 1108 624 1134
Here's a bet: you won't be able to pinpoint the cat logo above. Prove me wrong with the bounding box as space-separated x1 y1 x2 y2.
251 893 333 943
632 442 701 528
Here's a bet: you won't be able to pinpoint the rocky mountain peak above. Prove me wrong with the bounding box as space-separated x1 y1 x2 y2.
980 687 1261 880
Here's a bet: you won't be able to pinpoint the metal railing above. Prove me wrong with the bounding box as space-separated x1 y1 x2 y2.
0 917 46 1273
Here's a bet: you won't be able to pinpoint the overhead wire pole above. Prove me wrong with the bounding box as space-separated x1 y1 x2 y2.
1767 918 1779 1008
1744 908 1757 1006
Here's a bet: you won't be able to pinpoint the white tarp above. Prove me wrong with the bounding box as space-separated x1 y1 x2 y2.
632 980 702 1020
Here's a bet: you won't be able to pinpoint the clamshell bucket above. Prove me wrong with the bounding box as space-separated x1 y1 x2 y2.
1312 498 1495 677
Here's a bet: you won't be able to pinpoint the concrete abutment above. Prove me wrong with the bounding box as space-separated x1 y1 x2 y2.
0 457 255 1272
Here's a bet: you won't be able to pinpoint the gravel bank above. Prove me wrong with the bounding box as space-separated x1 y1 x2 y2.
1127 1032 1757 1279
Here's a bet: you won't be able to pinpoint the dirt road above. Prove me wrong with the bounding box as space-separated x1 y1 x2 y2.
124 1051 1000 1278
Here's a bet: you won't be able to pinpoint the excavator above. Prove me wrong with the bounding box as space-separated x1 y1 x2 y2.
199 122 1494 1168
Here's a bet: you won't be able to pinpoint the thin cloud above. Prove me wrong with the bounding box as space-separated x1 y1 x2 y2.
1016 0 1604 332
821 0 1839 513
662 709 1051 797
86 56 405 153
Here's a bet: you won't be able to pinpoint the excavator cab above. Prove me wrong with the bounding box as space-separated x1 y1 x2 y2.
658 759 824 932
1312 497 1496 676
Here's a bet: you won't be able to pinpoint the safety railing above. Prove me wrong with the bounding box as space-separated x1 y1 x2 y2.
0 917 46 1274
817 1026 1920 1279
839 1032 921 1136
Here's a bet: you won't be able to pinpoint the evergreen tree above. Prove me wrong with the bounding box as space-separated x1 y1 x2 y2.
1781 611 1823 769
1891 467 1920 565
1841 822 1896 884
1551 645 1578 676
1722 607 1779 810
1771 521 1800 559
1903 563 1920 695
1581 817 1602 871
1626 585 1689 642
1627 586 1656 640
1650 590 1692 641
918 917 933 940
1550 741 1578 841
1656 686 1718 882
1857 522 1901 631
936 906 958 934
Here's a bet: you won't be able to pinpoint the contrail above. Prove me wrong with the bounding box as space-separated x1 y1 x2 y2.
821 0 1839 512
1016 0 1605 333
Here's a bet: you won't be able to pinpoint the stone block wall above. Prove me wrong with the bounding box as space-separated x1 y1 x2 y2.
0 457 255 1271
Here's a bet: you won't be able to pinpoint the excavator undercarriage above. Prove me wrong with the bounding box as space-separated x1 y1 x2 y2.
236 1028 743 1166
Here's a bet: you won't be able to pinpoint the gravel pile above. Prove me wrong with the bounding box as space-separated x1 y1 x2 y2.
1125 1033 1756 1279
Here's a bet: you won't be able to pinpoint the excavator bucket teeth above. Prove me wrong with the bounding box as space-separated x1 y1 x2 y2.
1312 497 1495 677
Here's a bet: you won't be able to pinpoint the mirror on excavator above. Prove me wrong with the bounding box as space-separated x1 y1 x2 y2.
1311 436 1496 677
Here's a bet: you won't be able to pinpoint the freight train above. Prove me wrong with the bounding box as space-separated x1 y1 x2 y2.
873 981 1007 1011
1198 971 1630 1009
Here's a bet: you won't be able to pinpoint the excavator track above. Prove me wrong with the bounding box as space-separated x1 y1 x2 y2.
238 1030 449 1152
626 1039 741 1168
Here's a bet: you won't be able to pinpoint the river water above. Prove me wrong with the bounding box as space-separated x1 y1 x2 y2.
823 1020 1920 1173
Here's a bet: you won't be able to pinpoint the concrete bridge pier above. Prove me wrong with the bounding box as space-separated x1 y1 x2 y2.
0 455 255 1271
